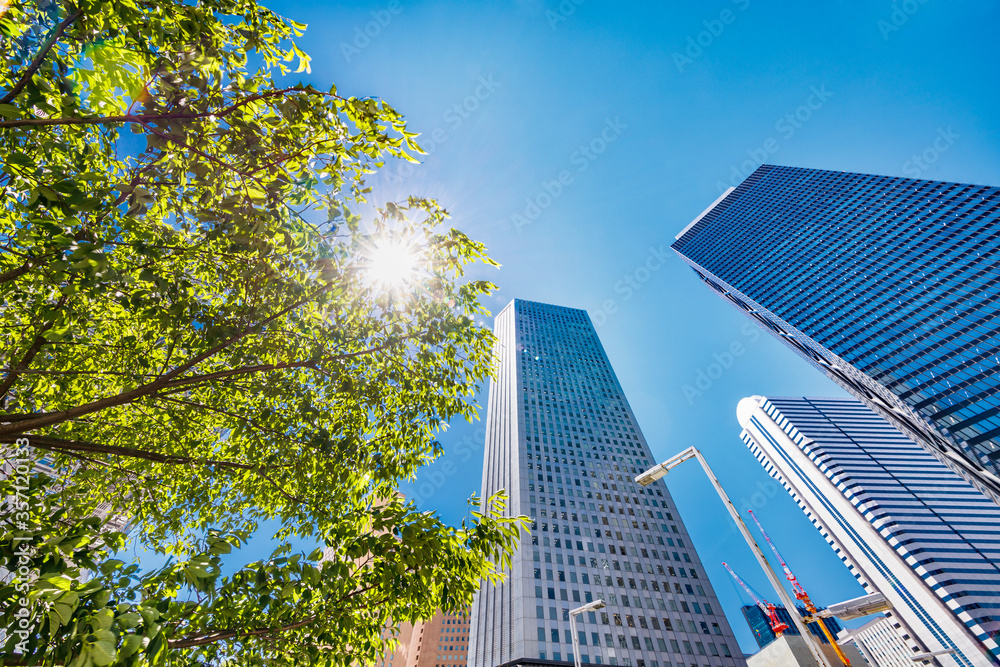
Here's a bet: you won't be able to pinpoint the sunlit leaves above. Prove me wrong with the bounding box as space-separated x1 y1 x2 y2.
69 42 148 115
1 471 524 666
1 0 524 664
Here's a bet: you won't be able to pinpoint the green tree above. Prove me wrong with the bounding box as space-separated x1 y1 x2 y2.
0 0 523 664
2 462 518 666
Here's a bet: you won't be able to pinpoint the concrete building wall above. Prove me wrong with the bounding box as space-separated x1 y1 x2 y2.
747 634 867 667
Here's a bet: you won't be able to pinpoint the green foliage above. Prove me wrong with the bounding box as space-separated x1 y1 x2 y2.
2 465 521 666
0 0 525 663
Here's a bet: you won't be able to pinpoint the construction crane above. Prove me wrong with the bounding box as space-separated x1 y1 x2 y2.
722 561 789 636
748 509 852 667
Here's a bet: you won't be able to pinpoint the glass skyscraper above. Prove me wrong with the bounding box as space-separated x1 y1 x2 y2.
738 396 1000 667
671 165 1000 503
469 299 744 667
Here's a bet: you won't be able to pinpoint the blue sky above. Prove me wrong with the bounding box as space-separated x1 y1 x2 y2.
258 0 1000 653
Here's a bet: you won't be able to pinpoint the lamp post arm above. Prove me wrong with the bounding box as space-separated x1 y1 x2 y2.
663 446 698 472
688 448 836 667
570 611 581 667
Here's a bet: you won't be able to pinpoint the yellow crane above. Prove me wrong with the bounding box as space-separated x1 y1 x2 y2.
747 509 852 667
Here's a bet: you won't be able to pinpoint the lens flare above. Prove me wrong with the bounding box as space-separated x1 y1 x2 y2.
366 238 420 290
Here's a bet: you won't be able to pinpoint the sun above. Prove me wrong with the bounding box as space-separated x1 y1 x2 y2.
365 238 421 290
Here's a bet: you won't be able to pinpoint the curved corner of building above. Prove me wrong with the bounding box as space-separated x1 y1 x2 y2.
736 395 765 430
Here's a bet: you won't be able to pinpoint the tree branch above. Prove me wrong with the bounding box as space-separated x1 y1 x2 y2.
0 9 84 105
0 288 331 436
152 395 298 442
47 447 153 506
156 359 320 389
137 119 250 179
0 368 159 377
0 87 343 128
167 579 388 649
0 328 413 436
8 431 307 504
0 259 35 284
167 613 320 649
3 433 254 471
0 295 68 401
154 335 413 390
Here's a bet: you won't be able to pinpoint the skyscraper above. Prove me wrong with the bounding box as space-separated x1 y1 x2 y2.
410 609 470 667
469 299 744 667
737 395 1000 667
671 165 1000 503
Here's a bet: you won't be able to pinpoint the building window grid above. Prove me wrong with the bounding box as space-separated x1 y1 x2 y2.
492 301 740 667
743 396 1000 665
674 166 1000 485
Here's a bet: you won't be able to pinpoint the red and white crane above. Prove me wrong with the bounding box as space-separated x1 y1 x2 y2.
722 561 789 636
747 509 852 667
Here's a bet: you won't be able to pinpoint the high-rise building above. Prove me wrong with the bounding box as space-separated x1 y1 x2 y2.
367 608 470 667
737 395 1000 667
469 299 744 667
671 165 1000 503
740 604 843 650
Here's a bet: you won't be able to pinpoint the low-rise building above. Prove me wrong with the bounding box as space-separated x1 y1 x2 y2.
838 615 918 667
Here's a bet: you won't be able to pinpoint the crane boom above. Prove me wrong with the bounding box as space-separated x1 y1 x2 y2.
722 562 789 635
747 509 807 599
747 510 852 667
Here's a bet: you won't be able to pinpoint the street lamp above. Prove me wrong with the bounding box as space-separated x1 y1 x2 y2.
635 446 837 667
910 648 957 662
569 599 605 667
812 592 892 621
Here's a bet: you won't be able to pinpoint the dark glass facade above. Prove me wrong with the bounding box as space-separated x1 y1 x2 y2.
672 165 1000 503
740 605 842 650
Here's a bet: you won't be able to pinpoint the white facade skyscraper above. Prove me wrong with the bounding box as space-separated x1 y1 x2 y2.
469 299 744 667
737 396 1000 667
